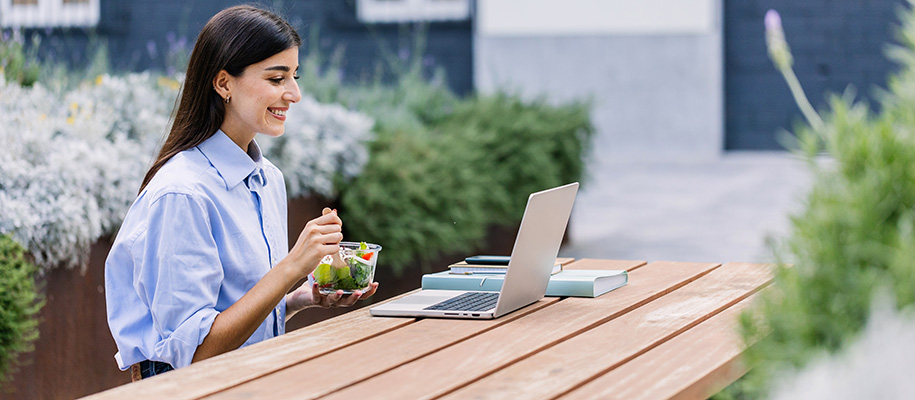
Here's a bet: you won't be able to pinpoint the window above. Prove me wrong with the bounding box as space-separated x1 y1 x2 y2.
357 0 471 23
1 0 99 28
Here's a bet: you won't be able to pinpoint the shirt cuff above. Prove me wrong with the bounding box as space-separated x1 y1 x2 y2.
153 307 218 369
277 296 287 336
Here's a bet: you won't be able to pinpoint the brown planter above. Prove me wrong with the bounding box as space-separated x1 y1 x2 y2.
3 196 524 398
4 239 128 400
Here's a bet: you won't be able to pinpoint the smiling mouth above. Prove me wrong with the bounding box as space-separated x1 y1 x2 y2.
268 108 287 119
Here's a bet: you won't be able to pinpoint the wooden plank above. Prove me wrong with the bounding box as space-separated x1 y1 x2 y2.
206 260 646 399
206 299 559 399
439 262 773 400
560 284 770 400
321 261 721 400
82 291 421 400
563 258 647 271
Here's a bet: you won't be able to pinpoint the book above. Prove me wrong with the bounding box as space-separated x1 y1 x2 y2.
448 257 574 275
422 269 628 298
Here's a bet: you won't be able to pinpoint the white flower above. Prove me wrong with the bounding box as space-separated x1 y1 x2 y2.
259 95 374 198
0 73 175 271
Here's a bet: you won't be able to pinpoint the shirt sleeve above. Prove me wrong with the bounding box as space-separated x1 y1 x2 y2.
134 191 223 369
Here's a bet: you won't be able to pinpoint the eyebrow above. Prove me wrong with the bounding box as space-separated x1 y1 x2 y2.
264 65 298 72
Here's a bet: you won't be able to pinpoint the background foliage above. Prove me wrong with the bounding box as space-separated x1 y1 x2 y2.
433 94 593 225
0 31 40 87
718 2 915 398
300 41 594 273
0 234 42 383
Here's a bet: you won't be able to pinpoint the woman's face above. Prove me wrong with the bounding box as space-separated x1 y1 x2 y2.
220 47 302 146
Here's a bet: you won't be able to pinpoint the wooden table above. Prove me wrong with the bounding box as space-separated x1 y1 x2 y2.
84 259 773 400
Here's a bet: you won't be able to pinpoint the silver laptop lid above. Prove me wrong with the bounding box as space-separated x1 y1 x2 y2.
492 182 579 317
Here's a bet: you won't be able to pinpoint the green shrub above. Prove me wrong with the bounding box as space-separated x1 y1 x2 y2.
717 4 915 398
340 125 492 270
340 94 593 275
433 94 594 224
0 31 40 87
0 234 43 382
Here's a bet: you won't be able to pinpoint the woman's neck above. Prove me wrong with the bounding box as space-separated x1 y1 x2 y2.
219 125 256 152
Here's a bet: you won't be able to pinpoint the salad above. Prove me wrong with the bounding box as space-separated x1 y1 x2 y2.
312 241 379 294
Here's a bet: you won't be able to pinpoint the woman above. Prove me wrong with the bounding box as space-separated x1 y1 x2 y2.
105 5 377 381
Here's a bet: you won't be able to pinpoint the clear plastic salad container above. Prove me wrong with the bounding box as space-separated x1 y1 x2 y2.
311 241 381 295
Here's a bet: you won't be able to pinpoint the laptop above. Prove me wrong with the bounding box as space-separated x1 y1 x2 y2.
370 182 579 319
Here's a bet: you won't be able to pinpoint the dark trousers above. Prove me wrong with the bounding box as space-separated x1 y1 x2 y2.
130 360 174 381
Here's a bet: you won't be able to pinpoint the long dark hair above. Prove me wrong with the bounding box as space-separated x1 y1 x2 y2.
138 5 301 193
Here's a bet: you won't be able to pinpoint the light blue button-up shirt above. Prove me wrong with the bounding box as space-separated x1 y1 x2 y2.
105 130 288 371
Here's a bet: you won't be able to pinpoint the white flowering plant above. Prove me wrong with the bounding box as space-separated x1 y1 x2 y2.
0 73 174 270
0 73 372 272
258 95 374 199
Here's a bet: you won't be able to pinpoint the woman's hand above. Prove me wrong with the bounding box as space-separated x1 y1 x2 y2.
285 281 379 318
285 207 343 279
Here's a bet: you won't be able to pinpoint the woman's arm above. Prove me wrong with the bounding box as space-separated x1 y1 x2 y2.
191 209 342 363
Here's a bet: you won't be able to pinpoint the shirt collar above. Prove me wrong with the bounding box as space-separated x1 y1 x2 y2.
197 130 264 190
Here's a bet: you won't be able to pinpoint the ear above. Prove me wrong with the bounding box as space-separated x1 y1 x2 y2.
212 70 232 102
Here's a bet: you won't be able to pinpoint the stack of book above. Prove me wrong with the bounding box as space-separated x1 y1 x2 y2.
422 256 628 298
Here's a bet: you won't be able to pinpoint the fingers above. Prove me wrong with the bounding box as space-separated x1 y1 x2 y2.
302 209 343 247
313 223 342 235
312 212 342 227
360 282 379 300
309 283 379 308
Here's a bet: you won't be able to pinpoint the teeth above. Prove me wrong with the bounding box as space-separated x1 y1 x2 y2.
270 109 286 116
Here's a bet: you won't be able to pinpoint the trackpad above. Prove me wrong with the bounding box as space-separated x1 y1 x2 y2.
395 290 464 305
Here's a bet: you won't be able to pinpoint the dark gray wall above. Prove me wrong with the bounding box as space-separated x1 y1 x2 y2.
725 0 907 150
24 0 473 95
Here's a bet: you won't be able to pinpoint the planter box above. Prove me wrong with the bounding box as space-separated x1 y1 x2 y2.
5 239 128 399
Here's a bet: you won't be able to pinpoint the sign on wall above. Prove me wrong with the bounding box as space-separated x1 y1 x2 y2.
357 0 471 23
477 0 717 36
1 0 99 27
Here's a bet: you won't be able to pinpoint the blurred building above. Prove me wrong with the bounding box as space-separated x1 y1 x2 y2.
1 0 906 154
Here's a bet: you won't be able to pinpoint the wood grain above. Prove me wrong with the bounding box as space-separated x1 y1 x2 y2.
320 261 721 400
562 258 647 271
439 262 773 400
82 291 420 400
559 284 771 400
206 299 559 399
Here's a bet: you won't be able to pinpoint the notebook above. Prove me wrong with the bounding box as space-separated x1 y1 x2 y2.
370 182 579 319
447 257 574 275
421 269 628 298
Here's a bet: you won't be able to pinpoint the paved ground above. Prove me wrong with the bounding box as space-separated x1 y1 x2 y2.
559 151 813 265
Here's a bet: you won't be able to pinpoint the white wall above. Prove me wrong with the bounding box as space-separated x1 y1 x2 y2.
474 0 723 160
477 0 716 36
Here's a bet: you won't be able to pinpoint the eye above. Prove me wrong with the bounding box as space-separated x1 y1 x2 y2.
269 77 284 85
293 74 300 80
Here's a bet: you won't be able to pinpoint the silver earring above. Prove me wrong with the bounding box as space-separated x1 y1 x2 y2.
225 96 230 104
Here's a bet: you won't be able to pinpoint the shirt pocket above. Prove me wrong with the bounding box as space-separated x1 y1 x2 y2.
220 219 272 288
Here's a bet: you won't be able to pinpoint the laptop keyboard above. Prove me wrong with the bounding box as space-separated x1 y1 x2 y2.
424 291 500 311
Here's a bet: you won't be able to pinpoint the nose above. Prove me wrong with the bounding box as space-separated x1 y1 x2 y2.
284 80 302 103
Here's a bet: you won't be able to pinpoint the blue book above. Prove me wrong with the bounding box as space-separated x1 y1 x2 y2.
421 269 628 298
